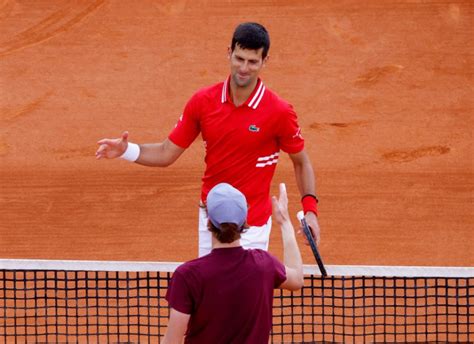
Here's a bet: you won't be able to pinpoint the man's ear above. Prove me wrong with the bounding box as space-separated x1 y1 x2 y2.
262 54 270 67
227 46 232 59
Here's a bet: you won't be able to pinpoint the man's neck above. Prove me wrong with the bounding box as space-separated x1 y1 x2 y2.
212 237 241 249
229 79 258 107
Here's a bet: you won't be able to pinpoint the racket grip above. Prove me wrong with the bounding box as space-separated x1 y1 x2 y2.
297 210 327 277
297 211 312 239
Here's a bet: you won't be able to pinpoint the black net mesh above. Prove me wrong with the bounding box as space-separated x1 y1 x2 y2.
1 266 472 343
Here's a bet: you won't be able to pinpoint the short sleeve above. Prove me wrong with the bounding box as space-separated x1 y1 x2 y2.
168 94 201 149
277 104 305 154
165 269 194 315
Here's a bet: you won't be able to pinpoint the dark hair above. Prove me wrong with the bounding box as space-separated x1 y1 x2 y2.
231 22 270 59
208 222 247 244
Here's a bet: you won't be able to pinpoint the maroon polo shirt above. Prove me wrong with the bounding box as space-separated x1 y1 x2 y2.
165 246 287 343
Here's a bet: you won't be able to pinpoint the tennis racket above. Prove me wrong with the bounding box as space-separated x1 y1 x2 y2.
297 211 327 277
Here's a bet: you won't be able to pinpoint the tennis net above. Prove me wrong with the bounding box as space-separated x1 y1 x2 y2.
1 259 472 343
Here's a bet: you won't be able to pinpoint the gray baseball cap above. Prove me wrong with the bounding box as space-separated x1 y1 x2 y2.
207 183 248 229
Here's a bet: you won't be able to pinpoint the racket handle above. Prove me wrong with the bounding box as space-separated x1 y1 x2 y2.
296 210 328 277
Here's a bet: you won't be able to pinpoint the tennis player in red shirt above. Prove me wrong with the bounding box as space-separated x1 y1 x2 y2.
162 182 303 343
96 22 320 256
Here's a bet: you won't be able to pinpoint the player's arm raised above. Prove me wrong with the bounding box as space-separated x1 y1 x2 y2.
288 150 321 246
96 131 185 167
272 183 304 291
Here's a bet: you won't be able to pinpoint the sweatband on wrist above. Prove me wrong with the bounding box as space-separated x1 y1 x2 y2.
120 142 140 162
302 194 319 216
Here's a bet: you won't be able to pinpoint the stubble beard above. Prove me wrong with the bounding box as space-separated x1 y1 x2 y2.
232 72 255 88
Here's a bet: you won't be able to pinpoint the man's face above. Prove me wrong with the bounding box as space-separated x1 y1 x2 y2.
228 44 268 88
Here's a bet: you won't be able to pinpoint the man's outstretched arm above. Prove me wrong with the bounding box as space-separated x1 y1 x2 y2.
96 131 185 167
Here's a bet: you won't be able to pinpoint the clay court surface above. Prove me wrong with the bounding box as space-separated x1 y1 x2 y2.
0 0 472 267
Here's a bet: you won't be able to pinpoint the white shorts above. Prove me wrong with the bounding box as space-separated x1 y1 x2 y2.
198 206 272 257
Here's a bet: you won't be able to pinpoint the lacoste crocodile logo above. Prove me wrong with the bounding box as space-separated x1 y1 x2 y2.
249 124 260 132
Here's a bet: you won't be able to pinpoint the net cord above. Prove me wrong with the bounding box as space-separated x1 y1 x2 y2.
1 259 473 278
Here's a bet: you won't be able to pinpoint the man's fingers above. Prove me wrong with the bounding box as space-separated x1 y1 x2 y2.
96 143 115 159
279 183 287 200
271 195 278 206
271 195 283 215
278 183 288 207
96 138 109 145
296 227 311 246
97 138 118 146
309 225 321 246
96 133 127 160
95 145 106 159
95 145 104 155
97 132 127 146
313 229 321 246
279 183 286 194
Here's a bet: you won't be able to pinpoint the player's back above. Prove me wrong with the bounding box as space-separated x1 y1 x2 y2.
176 246 286 343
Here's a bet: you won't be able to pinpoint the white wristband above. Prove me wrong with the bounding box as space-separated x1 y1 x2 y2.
120 142 140 162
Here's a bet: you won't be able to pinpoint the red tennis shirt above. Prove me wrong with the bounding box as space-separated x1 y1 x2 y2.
169 77 304 226
166 246 287 343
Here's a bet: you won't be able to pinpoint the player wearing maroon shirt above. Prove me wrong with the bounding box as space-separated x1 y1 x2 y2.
162 183 303 343
96 22 321 256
